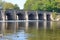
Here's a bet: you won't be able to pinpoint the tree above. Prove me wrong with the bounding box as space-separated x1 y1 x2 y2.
24 0 60 12
0 0 2 5
0 0 3 9
3 2 20 10
14 4 20 10
3 2 14 10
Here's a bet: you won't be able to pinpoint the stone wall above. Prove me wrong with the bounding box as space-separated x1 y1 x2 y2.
55 15 60 21
1 9 60 21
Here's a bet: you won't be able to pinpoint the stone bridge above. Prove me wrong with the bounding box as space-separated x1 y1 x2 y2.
0 9 54 21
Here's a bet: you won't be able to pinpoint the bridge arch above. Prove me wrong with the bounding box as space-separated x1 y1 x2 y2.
6 12 13 20
38 14 44 20
46 14 51 21
28 13 36 20
5 10 17 20
17 13 25 20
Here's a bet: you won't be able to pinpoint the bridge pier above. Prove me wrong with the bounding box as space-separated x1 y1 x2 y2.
50 14 54 21
25 11 28 20
5 16 7 20
0 10 5 21
14 11 18 20
36 11 38 20
1 10 6 21
16 15 18 20
44 13 47 21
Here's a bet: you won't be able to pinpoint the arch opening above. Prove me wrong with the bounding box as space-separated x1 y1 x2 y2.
17 13 25 20
6 13 13 20
28 14 36 20
38 14 44 20
46 14 51 21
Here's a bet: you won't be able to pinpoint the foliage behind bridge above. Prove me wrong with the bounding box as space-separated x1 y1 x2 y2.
24 0 60 12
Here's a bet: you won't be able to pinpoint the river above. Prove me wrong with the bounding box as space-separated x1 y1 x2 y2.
0 21 60 40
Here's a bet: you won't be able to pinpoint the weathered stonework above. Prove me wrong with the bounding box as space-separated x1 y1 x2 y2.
0 9 60 21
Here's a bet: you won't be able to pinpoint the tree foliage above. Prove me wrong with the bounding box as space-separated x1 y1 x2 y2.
14 4 20 10
0 0 3 9
3 2 14 10
0 0 2 5
0 0 20 10
3 2 20 10
24 0 60 12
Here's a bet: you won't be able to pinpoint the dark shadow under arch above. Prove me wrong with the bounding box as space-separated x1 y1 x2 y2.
6 13 13 20
28 14 35 20
17 13 25 20
38 14 44 20
46 14 51 21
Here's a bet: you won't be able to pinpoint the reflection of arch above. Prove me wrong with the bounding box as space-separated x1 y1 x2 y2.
28 22 36 27
0 22 3 33
46 14 51 21
6 22 16 33
6 13 13 20
28 14 35 20
18 22 25 30
38 14 44 20
0 11 2 20
38 21 44 28
17 13 25 20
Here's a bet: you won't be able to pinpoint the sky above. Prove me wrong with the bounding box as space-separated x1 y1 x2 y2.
2 0 26 9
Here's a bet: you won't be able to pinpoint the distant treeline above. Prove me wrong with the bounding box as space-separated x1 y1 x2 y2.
2 2 20 10
24 0 60 12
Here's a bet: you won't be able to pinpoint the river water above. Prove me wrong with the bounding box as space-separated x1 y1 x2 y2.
0 21 60 40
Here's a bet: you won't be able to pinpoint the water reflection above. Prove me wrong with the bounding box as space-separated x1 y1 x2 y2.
0 21 60 40
6 22 17 34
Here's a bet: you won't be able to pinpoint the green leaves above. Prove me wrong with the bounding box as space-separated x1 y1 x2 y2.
14 4 20 10
3 2 14 10
24 0 60 12
0 0 3 9
0 0 2 5
3 2 20 10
